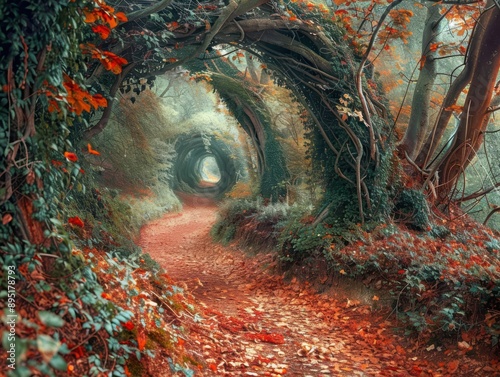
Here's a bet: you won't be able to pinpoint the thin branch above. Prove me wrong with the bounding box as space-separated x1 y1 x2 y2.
356 0 404 159
484 206 500 225
122 0 174 24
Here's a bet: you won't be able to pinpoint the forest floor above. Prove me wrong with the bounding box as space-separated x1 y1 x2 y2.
138 197 500 376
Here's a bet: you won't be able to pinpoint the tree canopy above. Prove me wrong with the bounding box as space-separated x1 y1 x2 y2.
2 0 500 375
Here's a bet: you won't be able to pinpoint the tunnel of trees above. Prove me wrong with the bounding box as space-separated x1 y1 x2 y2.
2 0 500 375
172 133 240 197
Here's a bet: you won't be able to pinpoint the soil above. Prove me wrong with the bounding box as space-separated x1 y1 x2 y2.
138 197 500 377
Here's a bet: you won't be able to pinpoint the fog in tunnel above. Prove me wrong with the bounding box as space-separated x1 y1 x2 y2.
172 133 244 199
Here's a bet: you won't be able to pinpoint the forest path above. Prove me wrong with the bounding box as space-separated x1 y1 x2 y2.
138 199 484 377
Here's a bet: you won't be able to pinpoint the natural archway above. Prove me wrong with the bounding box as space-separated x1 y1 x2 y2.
172 133 240 198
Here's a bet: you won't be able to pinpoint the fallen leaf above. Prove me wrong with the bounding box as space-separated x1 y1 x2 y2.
447 360 459 373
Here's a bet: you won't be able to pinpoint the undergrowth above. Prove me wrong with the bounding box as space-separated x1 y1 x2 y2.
211 198 500 348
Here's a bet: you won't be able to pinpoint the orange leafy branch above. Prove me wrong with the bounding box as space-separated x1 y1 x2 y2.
45 75 108 115
84 0 127 29
64 75 108 114
80 44 128 74
92 24 111 39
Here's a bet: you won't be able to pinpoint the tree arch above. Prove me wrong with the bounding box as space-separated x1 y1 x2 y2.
82 1 395 224
207 73 290 201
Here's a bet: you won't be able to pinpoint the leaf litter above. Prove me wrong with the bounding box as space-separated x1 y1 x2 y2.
137 201 500 376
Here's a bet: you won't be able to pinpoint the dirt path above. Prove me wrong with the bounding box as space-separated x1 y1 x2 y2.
139 201 494 377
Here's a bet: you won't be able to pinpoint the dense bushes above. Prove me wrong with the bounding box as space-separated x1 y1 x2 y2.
211 197 500 345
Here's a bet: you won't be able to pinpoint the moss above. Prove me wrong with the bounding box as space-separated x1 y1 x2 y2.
182 355 201 367
394 189 430 230
127 355 146 377
147 329 174 350
209 73 290 201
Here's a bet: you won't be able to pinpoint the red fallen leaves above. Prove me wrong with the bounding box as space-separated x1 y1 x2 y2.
64 151 78 162
245 332 285 344
101 292 112 300
68 216 85 228
208 363 217 372
123 321 134 331
447 360 460 373
137 331 147 351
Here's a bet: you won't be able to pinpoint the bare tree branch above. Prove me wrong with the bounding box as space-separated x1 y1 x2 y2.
122 0 174 24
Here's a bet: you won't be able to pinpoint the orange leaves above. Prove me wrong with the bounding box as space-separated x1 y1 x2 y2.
68 216 85 228
447 360 460 374
137 331 147 351
101 51 128 73
87 144 100 155
231 51 245 62
84 0 127 30
376 9 413 45
46 76 107 116
92 24 111 39
63 75 108 114
123 321 134 331
81 44 128 74
163 57 178 63
245 332 285 344
2 213 13 225
166 21 179 31
389 9 414 26
445 104 463 113
115 12 127 22
101 292 112 299
429 42 440 52
92 94 107 108
64 152 78 162
419 55 426 70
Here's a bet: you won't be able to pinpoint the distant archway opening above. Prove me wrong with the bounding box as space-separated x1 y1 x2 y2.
197 155 221 186
173 133 240 198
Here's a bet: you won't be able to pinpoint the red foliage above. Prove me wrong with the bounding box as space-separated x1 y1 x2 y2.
245 332 285 344
81 44 128 74
92 24 111 39
123 321 135 331
68 216 85 228
64 152 78 162
87 143 101 155
137 331 146 351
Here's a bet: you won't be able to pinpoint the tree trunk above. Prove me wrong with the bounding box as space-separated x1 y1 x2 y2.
415 5 492 167
399 3 441 159
245 52 260 83
437 6 500 201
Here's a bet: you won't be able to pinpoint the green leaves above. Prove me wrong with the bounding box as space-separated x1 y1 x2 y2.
38 311 65 328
